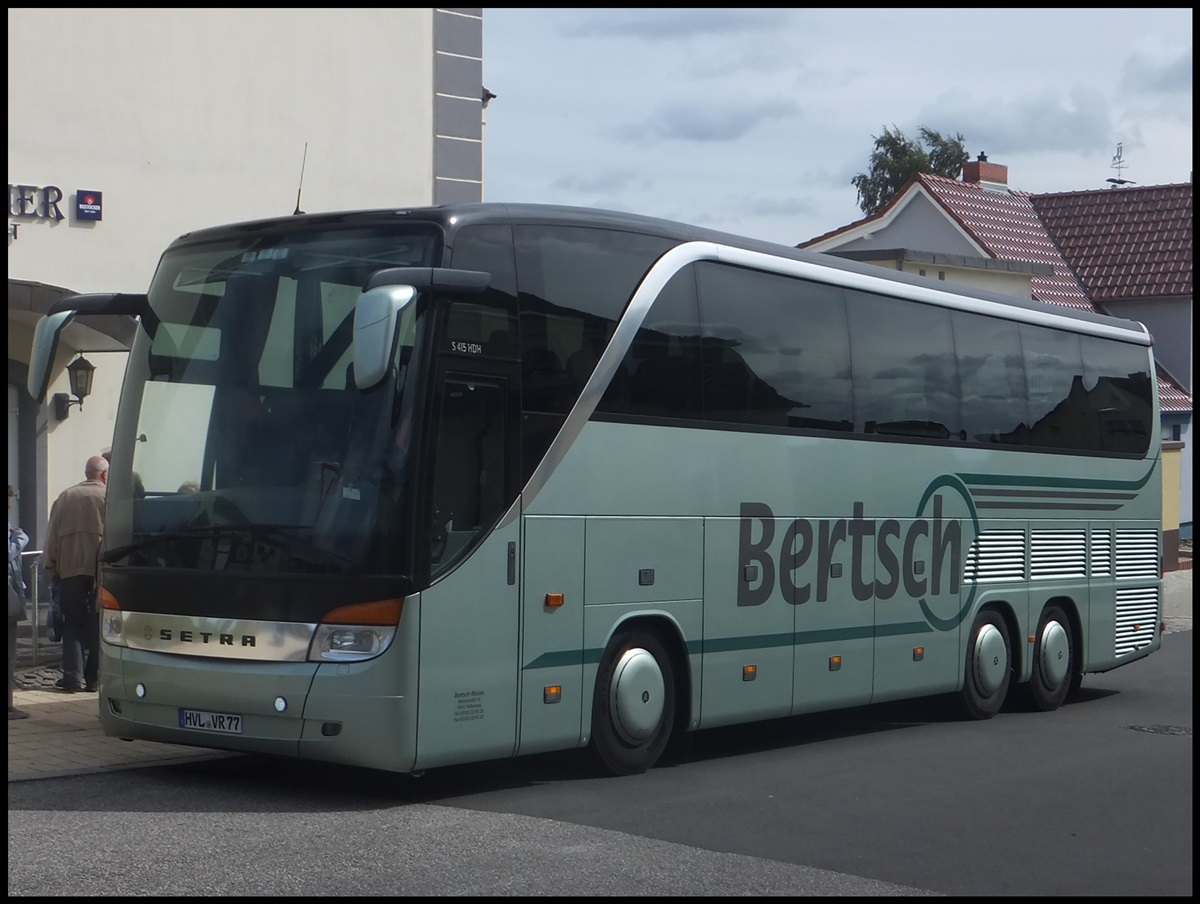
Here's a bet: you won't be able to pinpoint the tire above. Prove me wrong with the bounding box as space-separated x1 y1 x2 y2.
960 609 1011 720
1028 604 1074 712
1068 669 1084 697
590 629 676 776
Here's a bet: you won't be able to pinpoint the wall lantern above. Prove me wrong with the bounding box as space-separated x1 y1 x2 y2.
52 355 96 421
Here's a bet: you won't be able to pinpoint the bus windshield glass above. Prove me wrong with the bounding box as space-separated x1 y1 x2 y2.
103 223 441 579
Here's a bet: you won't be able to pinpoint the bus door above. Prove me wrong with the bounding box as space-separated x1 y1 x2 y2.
414 360 523 769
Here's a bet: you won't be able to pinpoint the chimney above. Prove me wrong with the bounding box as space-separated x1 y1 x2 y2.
962 152 1009 189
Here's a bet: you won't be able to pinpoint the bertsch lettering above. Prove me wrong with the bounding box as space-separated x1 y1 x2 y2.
738 498 961 606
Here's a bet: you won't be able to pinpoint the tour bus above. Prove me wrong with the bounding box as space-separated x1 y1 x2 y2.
27 203 1163 776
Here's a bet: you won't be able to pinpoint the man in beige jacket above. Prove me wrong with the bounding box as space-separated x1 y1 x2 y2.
43 455 108 692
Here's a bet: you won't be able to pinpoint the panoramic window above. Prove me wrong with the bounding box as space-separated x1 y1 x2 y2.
846 289 963 441
696 263 853 431
1079 333 1152 454
515 225 675 416
954 312 1030 445
1021 325 1086 450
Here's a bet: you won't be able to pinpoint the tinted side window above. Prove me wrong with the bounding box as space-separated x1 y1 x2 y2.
846 291 963 441
599 266 702 419
696 263 853 431
1080 334 1153 454
446 224 519 358
514 225 676 415
1021 325 1086 450
954 312 1030 445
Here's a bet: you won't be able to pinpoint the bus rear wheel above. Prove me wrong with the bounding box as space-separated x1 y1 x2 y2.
960 609 1011 720
1028 604 1074 712
590 629 676 776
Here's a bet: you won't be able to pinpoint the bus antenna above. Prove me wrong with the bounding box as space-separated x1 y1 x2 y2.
293 142 308 215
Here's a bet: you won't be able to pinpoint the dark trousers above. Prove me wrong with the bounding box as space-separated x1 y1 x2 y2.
59 575 98 688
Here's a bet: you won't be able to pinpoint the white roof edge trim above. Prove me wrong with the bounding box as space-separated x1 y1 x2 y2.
506 239 1152 523
512 242 721 520
711 243 1151 345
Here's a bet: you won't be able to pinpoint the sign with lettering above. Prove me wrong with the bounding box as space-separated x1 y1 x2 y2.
76 189 103 221
9 183 64 220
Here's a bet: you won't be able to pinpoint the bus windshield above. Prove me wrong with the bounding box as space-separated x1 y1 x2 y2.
103 223 441 580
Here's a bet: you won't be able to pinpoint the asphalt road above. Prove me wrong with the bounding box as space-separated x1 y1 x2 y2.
8 631 1191 896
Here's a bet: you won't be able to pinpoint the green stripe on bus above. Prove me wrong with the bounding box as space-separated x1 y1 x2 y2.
958 460 1156 491
523 622 933 670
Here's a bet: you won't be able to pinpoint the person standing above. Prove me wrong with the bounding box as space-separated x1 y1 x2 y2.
8 485 30 719
43 455 108 693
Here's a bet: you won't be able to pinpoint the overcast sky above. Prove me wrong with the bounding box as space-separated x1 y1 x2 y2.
481 8 1193 247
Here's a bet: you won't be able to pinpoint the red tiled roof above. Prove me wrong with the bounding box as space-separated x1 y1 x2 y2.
903 175 1191 412
1030 184 1193 302
915 173 1096 310
1158 364 1192 413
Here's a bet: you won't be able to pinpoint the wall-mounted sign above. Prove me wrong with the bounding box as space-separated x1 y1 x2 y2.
76 190 103 221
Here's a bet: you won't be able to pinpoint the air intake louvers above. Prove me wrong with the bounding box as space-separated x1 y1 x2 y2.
1114 586 1159 656
1115 530 1159 579
965 530 1026 582
1089 529 1113 576
1030 530 1087 580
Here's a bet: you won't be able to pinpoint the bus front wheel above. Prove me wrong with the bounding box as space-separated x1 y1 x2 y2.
590 629 676 776
1028 604 1074 712
960 609 1011 720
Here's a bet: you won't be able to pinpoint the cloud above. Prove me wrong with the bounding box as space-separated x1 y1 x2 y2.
549 169 644 196
743 195 820 218
920 87 1112 156
559 8 795 41
1122 47 1192 94
623 97 801 143
484 8 1192 245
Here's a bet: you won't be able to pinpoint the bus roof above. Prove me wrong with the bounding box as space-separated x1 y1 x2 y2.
167 202 1149 342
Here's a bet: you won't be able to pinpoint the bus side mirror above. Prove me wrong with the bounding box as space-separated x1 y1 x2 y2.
353 285 416 391
26 292 153 404
27 310 77 404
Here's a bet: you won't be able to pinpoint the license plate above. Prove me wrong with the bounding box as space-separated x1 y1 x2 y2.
178 708 243 734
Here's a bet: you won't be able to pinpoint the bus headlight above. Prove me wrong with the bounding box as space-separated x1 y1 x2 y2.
308 624 396 662
97 586 126 647
100 609 126 647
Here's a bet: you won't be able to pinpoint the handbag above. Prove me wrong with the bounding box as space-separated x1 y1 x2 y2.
46 594 62 642
7 554 26 621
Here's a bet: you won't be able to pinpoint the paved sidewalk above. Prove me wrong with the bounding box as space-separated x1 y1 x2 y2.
7 685 234 782
7 569 1192 783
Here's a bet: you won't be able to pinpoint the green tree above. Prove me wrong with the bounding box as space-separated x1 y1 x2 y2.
851 126 969 216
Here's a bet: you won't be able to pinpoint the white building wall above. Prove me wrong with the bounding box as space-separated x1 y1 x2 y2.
8 8 436 296
8 8 467 542
894 264 1031 298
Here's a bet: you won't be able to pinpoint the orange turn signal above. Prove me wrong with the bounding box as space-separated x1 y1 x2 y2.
320 598 404 626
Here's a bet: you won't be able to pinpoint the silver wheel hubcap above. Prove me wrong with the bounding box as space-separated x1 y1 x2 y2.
1039 620 1069 687
609 647 665 745
973 623 1007 695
